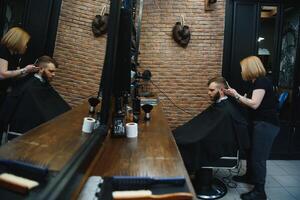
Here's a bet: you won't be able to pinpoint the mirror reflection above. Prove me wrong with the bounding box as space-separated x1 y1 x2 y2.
257 6 278 77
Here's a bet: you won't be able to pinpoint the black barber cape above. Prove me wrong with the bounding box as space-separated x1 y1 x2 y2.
173 99 249 172
0 75 71 134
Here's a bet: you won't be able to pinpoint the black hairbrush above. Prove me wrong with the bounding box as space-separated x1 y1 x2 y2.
0 159 49 182
112 176 185 190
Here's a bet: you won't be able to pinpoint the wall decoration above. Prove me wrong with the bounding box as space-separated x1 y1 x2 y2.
92 5 108 37
172 15 191 48
205 0 217 11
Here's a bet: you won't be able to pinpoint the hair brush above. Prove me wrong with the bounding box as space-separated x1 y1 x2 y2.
112 176 185 190
0 159 49 182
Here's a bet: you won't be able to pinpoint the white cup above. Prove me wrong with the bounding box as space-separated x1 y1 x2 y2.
82 117 96 133
126 122 138 138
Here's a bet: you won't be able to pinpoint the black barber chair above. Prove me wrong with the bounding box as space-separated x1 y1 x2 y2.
193 151 239 199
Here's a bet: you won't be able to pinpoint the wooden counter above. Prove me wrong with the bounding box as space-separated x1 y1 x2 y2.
74 103 196 198
0 101 92 171
0 101 195 199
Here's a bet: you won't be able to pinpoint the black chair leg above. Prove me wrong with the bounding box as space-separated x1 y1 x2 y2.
193 168 227 199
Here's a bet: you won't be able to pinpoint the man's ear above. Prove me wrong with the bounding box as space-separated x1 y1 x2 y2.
219 88 225 96
39 68 44 74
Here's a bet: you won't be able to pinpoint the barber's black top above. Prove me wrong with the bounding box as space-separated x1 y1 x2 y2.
0 44 21 94
249 77 279 126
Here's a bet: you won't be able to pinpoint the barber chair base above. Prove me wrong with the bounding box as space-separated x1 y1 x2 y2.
195 178 227 200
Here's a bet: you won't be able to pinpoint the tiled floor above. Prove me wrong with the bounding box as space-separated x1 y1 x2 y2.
213 160 300 200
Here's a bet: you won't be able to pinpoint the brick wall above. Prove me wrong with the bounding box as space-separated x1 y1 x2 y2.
52 0 109 106
53 0 226 129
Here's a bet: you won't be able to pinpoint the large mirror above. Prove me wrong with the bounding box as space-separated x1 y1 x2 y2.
257 6 278 79
278 5 300 122
257 4 300 122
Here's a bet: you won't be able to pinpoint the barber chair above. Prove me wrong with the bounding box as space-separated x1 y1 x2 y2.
193 151 239 199
1 125 22 145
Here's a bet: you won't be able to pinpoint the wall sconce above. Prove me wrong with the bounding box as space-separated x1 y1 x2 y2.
205 0 217 11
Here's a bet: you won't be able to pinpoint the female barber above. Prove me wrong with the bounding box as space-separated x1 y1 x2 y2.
224 56 279 200
0 27 38 107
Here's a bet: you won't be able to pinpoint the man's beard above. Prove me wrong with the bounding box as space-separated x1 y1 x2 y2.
212 91 220 102
42 72 50 82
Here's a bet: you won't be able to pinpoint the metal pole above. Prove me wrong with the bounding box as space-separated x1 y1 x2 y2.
99 0 122 125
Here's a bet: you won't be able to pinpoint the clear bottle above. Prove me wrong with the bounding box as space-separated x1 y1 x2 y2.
126 106 133 123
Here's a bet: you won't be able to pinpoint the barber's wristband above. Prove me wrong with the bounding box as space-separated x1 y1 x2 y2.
20 68 27 75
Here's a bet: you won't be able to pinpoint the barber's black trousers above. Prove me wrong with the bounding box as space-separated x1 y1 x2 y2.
249 121 280 186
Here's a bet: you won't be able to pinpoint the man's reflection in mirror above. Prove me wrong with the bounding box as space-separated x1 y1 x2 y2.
0 56 70 138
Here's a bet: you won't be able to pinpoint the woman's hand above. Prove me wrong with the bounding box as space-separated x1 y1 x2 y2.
1 59 39 79
24 64 39 73
224 87 265 110
223 88 238 97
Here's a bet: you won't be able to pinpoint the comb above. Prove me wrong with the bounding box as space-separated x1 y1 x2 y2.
33 58 39 65
112 190 193 200
225 80 230 89
112 176 186 190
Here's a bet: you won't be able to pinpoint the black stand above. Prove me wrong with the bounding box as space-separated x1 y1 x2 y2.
193 168 227 199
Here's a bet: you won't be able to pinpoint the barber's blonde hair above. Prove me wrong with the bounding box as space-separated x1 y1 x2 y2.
0 27 30 54
240 56 266 81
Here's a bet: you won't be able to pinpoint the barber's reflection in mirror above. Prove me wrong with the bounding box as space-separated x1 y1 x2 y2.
0 55 70 134
0 27 39 107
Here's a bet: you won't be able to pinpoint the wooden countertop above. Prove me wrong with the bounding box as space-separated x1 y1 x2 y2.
0 101 195 198
74 103 196 198
91 104 189 176
0 101 93 171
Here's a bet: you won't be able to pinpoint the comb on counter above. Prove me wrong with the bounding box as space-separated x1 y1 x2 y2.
78 176 192 200
112 190 193 200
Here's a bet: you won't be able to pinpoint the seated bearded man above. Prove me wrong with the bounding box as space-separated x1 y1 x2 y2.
173 76 249 173
0 56 70 136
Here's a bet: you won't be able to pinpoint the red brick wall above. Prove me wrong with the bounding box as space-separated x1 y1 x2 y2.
53 0 226 129
52 0 109 106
